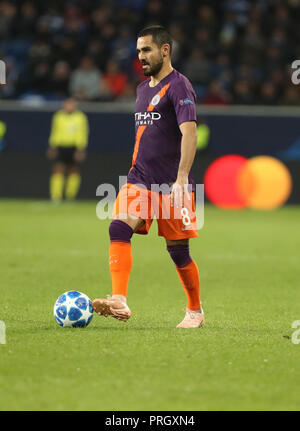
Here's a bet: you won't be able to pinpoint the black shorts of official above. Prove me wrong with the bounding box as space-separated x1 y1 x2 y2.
55 146 77 165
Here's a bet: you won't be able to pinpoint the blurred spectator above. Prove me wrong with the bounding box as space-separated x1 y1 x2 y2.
269 27 291 62
118 81 136 102
235 64 261 86
53 37 78 69
0 1 17 38
103 59 129 98
219 11 238 48
238 23 265 67
141 0 166 27
28 40 52 65
259 82 279 105
248 4 264 29
232 80 256 104
114 5 141 30
99 22 117 44
91 5 112 32
263 45 284 76
202 80 230 105
168 23 188 68
212 53 231 77
281 85 300 106
86 39 109 71
217 69 234 92
194 27 217 58
223 0 250 27
69 56 103 101
170 0 192 33
269 69 284 89
195 5 217 37
36 7 64 36
16 2 37 38
49 61 71 100
63 5 89 38
110 26 137 72
31 62 51 95
182 48 211 85
268 4 290 31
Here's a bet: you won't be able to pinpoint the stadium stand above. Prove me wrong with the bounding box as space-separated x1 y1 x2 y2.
0 0 300 105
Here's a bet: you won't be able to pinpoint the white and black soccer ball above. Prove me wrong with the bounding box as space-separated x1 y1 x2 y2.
53 291 94 328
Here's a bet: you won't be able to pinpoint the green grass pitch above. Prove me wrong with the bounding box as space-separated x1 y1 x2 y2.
0 199 299 411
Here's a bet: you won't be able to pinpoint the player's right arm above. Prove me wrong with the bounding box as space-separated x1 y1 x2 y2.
49 112 60 148
47 112 60 159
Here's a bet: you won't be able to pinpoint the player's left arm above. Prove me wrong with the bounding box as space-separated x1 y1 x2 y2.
170 121 197 208
168 79 197 208
47 111 60 159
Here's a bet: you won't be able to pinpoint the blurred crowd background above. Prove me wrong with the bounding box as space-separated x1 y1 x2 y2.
0 0 300 105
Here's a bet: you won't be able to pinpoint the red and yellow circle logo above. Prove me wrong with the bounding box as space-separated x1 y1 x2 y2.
204 155 292 210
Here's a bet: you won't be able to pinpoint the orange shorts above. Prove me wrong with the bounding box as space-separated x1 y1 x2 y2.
112 183 198 240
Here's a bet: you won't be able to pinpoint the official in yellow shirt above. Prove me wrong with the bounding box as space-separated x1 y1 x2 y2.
46 98 89 202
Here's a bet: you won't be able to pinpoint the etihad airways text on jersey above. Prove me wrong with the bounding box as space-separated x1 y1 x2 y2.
135 112 161 126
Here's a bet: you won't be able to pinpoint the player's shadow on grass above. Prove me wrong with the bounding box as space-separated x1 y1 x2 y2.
38 324 163 331
22 322 286 334
45 324 188 332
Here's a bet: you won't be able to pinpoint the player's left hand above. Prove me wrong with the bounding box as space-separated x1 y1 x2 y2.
170 176 191 208
74 150 86 163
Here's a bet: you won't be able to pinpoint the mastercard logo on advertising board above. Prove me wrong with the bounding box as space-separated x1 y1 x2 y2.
204 155 292 210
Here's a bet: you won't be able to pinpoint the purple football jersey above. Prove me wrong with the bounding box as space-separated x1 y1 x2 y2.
127 69 197 191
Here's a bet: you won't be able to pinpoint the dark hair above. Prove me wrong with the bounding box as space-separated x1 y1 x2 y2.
137 25 173 55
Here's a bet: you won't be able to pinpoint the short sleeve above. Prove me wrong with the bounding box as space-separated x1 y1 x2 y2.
168 78 197 126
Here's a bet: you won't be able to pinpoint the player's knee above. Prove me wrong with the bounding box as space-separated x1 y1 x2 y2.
53 163 65 174
68 166 80 175
109 219 134 243
167 244 192 268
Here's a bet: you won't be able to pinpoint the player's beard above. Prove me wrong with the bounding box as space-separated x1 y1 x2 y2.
142 55 164 77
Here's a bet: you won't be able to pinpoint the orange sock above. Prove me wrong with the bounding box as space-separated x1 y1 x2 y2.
109 241 133 297
176 260 201 310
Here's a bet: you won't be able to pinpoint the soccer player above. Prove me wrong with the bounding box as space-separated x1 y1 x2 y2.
47 98 89 202
93 26 204 328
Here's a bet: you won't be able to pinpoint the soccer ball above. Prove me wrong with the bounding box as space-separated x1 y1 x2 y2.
53 291 94 328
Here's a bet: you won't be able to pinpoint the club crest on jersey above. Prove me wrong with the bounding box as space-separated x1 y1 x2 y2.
179 98 194 106
135 112 161 126
151 94 161 106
